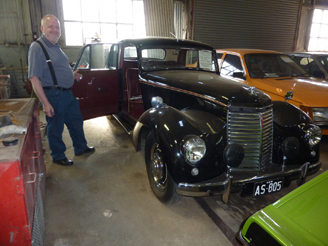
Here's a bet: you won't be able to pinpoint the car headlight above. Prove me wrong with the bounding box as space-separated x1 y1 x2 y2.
312 108 328 123
300 106 328 124
182 135 206 165
305 125 322 147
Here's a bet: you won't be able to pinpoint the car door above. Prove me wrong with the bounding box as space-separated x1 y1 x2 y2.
72 43 120 120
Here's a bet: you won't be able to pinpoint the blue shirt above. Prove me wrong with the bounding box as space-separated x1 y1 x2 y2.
28 35 74 88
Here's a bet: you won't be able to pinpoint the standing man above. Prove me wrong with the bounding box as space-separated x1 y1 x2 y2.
28 14 95 166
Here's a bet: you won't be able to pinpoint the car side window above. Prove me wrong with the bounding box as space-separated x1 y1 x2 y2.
318 55 328 71
297 57 311 71
91 44 111 69
107 44 118 69
221 54 243 77
76 46 90 69
307 58 321 74
76 44 113 70
295 57 320 75
124 46 138 59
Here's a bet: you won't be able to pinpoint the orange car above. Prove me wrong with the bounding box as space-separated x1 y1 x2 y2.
216 49 328 135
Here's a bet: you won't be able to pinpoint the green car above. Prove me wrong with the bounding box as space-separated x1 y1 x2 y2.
239 171 328 246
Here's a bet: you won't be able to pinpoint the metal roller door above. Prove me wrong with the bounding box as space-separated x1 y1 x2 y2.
193 0 301 52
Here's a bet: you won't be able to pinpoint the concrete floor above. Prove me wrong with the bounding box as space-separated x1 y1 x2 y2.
200 135 328 244
43 115 233 246
42 112 328 246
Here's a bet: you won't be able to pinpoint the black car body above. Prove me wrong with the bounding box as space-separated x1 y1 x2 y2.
73 38 321 203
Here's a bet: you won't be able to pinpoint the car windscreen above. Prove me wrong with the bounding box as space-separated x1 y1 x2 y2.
244 54 310 78
140 47 217 72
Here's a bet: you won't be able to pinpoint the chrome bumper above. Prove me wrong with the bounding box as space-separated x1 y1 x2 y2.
238 230 251 246
176 161 321 203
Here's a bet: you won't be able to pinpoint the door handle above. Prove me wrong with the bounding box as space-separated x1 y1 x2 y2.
33 151 40 159
27 173 37 184
88 77 95 85
96 87 109 93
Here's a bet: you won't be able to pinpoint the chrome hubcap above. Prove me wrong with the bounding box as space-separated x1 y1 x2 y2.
150 144 167 191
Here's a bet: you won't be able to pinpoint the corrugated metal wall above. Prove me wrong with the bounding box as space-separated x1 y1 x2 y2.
174 1 184 38
29 0 43 39
193 0 301 52
144 0 175 37
0 0 59 45
0 0 33 44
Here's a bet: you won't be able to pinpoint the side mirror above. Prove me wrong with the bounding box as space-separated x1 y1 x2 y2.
233 72 245 80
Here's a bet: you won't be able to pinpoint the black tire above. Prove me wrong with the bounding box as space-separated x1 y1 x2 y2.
145 132 179 203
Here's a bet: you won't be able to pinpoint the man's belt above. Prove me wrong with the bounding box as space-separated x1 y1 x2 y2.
43 86 71 90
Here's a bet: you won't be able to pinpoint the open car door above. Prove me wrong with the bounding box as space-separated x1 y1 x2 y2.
72 43 120 120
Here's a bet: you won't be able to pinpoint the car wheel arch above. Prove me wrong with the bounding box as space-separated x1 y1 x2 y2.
134 105 227 182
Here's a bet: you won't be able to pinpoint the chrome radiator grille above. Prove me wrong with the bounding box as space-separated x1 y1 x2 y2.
227 107 273 170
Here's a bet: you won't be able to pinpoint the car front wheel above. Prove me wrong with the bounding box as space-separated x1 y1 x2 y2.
145 132 178 203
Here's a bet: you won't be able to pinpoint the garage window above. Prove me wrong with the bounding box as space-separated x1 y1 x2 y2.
308 8 328 51
62 0 146 46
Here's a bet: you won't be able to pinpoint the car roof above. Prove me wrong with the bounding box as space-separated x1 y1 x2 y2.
119 37 215 50
287 51 328 57
84 38 215 50
216 48 282 55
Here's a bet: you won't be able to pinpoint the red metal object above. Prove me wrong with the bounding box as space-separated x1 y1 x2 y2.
0 99 45 245
0 160 31 244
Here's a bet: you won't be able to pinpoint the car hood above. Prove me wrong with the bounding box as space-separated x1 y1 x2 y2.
142 70 272 108
252 171 328 245
248 76 328 107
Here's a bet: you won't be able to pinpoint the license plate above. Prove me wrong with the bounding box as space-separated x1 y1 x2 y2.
253 178 284 197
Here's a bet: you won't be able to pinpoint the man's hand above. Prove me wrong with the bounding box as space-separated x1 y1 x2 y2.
73 69 83 81
29 76 55 117
43 103 55 117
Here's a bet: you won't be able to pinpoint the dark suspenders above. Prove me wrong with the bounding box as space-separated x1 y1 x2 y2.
36 40 58 86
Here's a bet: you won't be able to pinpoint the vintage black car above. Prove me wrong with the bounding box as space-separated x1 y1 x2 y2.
73 38 322 203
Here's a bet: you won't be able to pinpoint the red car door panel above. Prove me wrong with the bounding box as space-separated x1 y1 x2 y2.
72 69 119 120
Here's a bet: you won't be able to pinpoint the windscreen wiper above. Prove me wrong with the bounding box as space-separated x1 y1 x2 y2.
292 73 310 77
278 73 293 77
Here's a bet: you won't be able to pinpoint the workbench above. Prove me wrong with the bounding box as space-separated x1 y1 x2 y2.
0 98 46 245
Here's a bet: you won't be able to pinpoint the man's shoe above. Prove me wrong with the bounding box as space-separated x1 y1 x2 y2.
75 146 95 156
53 158 73 166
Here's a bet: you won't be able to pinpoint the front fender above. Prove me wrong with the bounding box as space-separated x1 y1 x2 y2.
272 101 313 126
272 101 320 165
133 105 227 183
